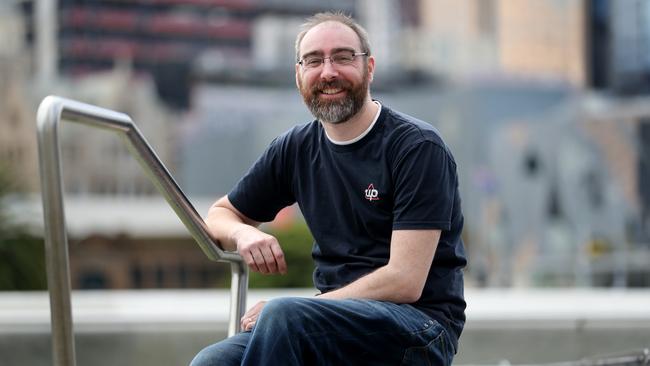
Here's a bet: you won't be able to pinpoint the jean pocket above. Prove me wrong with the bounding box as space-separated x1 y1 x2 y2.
400 324 450 366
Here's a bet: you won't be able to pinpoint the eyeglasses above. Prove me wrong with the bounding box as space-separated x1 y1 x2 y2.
298 51 368 70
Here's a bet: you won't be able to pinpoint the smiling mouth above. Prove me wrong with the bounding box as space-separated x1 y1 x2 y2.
320 88 344 95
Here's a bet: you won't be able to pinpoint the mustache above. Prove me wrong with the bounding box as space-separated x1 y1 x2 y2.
311 79 352 94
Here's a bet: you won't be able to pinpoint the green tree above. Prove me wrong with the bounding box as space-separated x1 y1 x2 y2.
0 166 46 290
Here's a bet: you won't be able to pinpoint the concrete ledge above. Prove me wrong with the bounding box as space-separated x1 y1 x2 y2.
1 288 649 365
2 288 650 332
465 288 650 329
0 289 316 333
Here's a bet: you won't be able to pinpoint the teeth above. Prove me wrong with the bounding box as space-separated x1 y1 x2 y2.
321 88 342 95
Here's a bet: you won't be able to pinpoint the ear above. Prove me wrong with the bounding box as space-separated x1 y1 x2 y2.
367 56 375 83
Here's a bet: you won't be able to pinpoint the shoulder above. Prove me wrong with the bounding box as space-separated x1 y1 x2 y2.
380 105 454 163
274 119 320 145
268 119 320 153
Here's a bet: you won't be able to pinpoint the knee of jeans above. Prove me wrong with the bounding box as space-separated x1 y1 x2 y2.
189 348 213 366
260 297 310 325
189 342 242 366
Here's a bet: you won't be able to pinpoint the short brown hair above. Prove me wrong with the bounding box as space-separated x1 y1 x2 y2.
295 12 372 62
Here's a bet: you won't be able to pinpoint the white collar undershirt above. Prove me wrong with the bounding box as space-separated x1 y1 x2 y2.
325 101 382 145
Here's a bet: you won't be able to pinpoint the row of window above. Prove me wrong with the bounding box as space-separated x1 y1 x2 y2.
61 8 252 40
77 263 228 289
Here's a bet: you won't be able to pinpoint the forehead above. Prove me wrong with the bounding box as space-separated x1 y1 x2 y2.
299 21 362 56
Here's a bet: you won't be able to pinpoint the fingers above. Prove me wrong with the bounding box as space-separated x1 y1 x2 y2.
260 244 287 274
241 250 260 273
236 228 287 274
252 249 268 273
241 317 256 331
270 241 287 274
259 246 276 273
248 248 274 274
240 301 266 331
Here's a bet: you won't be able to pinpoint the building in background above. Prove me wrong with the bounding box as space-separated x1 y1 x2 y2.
588 0 650 93
0 2 39 193
474 94 650 287
497 0 588 86
404 0 588 86
402 0 650 92
3 0 650 290
18 0 356 109
55 67 177 196
2 1 180 197
402 0 499 81
13 0 650 99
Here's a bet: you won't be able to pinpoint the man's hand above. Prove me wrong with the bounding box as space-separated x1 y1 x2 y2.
241 300 267 331
233 226 287 274
205 196 288 274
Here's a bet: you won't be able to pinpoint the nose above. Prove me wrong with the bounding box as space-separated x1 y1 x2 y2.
319 59 339 80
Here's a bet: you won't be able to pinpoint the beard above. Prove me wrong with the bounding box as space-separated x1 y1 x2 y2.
298 69 369 124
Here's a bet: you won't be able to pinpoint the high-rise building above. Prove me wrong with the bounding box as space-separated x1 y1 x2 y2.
403 0 499 81
588 0 650 93
0 2 39 192
407 0 649 91
19 0 356 109
497 0 588 86
1 4 180 196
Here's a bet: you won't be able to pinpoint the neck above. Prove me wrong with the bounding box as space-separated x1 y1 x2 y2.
321 97 378 141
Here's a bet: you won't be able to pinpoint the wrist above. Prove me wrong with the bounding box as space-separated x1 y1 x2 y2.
229 224 251 245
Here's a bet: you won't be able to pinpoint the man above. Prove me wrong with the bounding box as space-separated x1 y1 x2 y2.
191 12 466 366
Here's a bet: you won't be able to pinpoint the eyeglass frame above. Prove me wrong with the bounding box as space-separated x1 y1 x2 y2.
297 50 369 70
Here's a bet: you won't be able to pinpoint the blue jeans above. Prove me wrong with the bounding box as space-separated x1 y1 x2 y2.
190 297 455 366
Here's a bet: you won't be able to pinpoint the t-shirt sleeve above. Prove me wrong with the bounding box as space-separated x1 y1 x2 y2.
227 136 295 222
392 141 457 230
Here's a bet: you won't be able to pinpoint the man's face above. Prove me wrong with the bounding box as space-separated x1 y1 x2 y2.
296 21 374 124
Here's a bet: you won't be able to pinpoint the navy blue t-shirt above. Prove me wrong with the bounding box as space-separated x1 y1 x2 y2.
229 104 467 348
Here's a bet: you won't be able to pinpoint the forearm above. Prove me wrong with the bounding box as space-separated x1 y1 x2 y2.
206 196 287 274
318 264 422 304
205 197 258 252
318 230 439 304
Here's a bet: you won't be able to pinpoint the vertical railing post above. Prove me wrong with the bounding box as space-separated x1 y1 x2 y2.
228 261 249 336
37 98 76 366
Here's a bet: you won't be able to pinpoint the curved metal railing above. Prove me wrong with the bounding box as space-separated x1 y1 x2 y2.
36 95 248 366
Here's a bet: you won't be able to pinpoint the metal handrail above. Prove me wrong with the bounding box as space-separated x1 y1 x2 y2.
36 95 248 366
514 348 650 366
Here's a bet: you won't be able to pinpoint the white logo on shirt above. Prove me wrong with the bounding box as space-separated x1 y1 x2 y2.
364 184 380 201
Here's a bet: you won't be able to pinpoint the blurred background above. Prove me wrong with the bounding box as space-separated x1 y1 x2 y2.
1 0 649 365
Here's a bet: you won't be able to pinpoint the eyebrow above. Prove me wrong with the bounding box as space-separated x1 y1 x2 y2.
300 47 357 59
